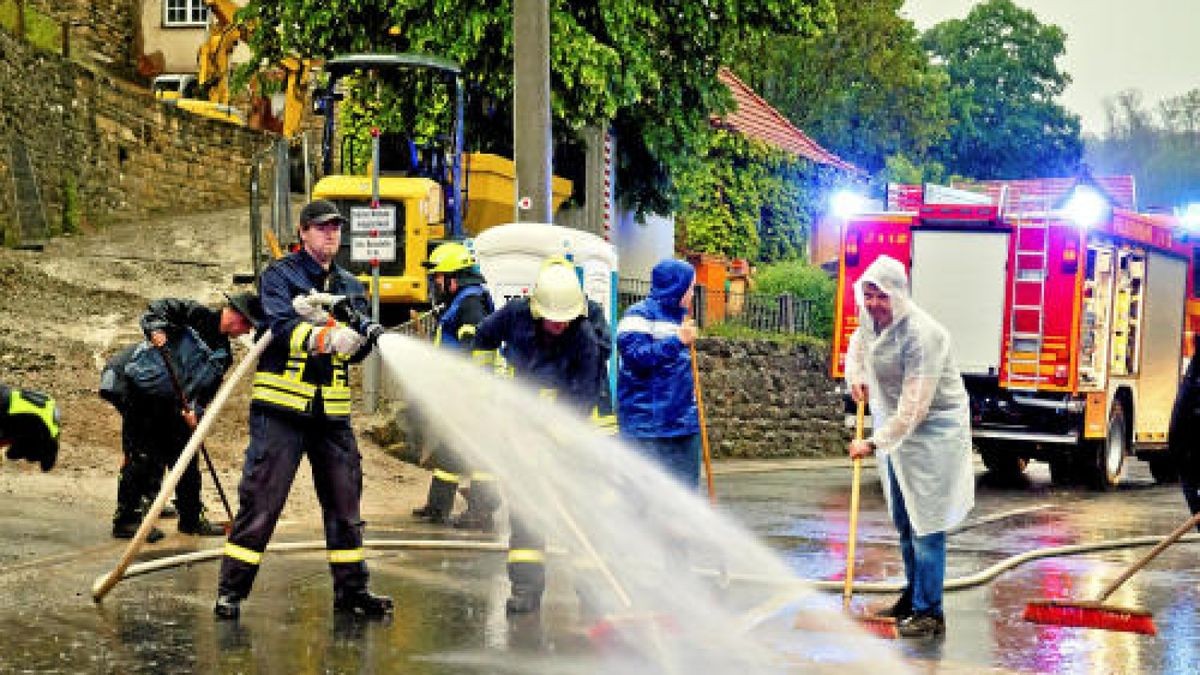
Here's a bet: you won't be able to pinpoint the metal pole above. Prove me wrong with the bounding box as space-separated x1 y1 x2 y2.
513 0 553 223
364 129 382 413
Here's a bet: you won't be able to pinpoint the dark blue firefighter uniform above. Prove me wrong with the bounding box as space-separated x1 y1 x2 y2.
473 297 605 612
415 281 500 526
217 249 376 604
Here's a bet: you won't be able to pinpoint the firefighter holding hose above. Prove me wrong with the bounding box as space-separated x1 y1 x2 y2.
213 199 392 621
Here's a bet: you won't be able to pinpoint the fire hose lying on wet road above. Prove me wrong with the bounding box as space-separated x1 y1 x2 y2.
89 329 1200 631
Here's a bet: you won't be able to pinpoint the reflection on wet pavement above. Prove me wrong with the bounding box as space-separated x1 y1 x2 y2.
1 461 1198 673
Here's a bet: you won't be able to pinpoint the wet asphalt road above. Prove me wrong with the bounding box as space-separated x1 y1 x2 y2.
1 459 1197 673
725 458 1200 674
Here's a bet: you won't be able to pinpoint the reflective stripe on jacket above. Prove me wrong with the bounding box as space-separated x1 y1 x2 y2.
615 300 699 438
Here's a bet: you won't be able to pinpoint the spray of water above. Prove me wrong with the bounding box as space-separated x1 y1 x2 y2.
378 333 908 673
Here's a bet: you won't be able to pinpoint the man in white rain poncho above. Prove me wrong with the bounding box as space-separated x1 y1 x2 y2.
844 255 974 639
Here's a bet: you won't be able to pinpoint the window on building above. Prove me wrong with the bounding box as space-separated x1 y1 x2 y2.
164 0 209 27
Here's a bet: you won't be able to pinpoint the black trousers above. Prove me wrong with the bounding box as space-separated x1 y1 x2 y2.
218 407 369 599
507 513 546 596
115 401 201 523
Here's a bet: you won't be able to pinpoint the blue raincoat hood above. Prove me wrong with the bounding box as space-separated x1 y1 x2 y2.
649 259 695 320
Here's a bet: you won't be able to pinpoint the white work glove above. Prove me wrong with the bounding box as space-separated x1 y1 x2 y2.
310 325 366 355
292 290 342 323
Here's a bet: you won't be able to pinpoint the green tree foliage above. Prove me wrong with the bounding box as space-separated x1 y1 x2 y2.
751 258 836 338
922 0 1082 179
1086 87 1200 209
235 0 835 215
738 0 950 175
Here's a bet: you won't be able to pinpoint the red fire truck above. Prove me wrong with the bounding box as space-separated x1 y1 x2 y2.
831 176 1200 489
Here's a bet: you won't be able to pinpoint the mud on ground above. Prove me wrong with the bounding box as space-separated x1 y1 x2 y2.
0 208 426 527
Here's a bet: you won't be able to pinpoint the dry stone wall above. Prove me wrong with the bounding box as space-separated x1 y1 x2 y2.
696 338 849 459
1 27 271 243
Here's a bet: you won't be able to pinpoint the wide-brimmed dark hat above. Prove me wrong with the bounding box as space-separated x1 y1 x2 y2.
299 199 347 227
224 291 265 329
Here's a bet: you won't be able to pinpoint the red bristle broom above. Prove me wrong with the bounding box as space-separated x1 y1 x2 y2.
1024 508 1200 635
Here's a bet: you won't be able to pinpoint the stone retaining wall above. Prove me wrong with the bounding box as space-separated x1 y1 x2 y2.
696 338 848 459
1 27 271 244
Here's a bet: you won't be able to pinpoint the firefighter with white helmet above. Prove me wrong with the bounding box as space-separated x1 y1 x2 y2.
410 242 501 530
472 256 607 614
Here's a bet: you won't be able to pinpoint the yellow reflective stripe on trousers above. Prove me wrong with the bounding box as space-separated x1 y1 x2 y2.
328 548 365 564
432 469 460 483
470 471 495 481
224 542 263 565
507 548 545 564
471 349 495 367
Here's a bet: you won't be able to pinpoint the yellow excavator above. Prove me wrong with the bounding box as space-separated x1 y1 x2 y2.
158 0 311 135
310 53 572 317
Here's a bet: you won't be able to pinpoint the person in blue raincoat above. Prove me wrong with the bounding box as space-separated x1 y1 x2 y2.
615 259 701 489
844 255 974 639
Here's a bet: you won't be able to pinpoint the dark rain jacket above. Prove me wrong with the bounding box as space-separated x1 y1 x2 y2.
473 297 602 412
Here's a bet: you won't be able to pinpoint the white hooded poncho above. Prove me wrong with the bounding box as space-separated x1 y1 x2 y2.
844 255 974 536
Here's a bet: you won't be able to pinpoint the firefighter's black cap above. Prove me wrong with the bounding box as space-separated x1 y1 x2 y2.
299 199 347 227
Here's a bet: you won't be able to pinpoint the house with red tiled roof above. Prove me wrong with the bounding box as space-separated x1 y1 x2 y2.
714 68 859 174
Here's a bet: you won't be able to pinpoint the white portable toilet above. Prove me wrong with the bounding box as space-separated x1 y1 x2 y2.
471 222 618 320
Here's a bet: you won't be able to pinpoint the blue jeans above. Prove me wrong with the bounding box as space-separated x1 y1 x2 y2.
886 455 947 617
632 434 702 491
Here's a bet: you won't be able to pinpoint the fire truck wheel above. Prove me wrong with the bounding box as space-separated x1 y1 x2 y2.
980 449 1028 478
1087 400 1128 491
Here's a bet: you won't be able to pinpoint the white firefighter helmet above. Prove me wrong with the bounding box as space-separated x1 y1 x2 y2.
530 257 586 322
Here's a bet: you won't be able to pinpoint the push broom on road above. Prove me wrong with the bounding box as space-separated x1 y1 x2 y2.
1023 507 1200 635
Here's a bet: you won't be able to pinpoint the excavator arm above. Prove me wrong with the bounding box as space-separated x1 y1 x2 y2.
280 57 315 139
196 0 246 104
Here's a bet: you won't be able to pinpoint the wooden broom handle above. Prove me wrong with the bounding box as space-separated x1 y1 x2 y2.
1098 507 1200 601
689 343 716 504
843 400 865 610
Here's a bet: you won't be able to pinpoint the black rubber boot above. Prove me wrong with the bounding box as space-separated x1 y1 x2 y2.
112 519 164 543
455 478 499 532
213 594 242 621
505 587 543 615
178 513 226 537
334 589 395 618
413 476 457 524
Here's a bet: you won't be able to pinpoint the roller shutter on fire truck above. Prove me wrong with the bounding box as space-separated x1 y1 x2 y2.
910 230 1008 375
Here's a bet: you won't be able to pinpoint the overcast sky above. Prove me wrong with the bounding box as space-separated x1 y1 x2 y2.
902 0 1199 136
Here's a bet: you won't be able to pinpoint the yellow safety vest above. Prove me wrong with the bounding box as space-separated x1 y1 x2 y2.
252 322 353 418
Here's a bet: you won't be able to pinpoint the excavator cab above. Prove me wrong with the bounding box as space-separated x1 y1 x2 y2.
310 54 465 317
